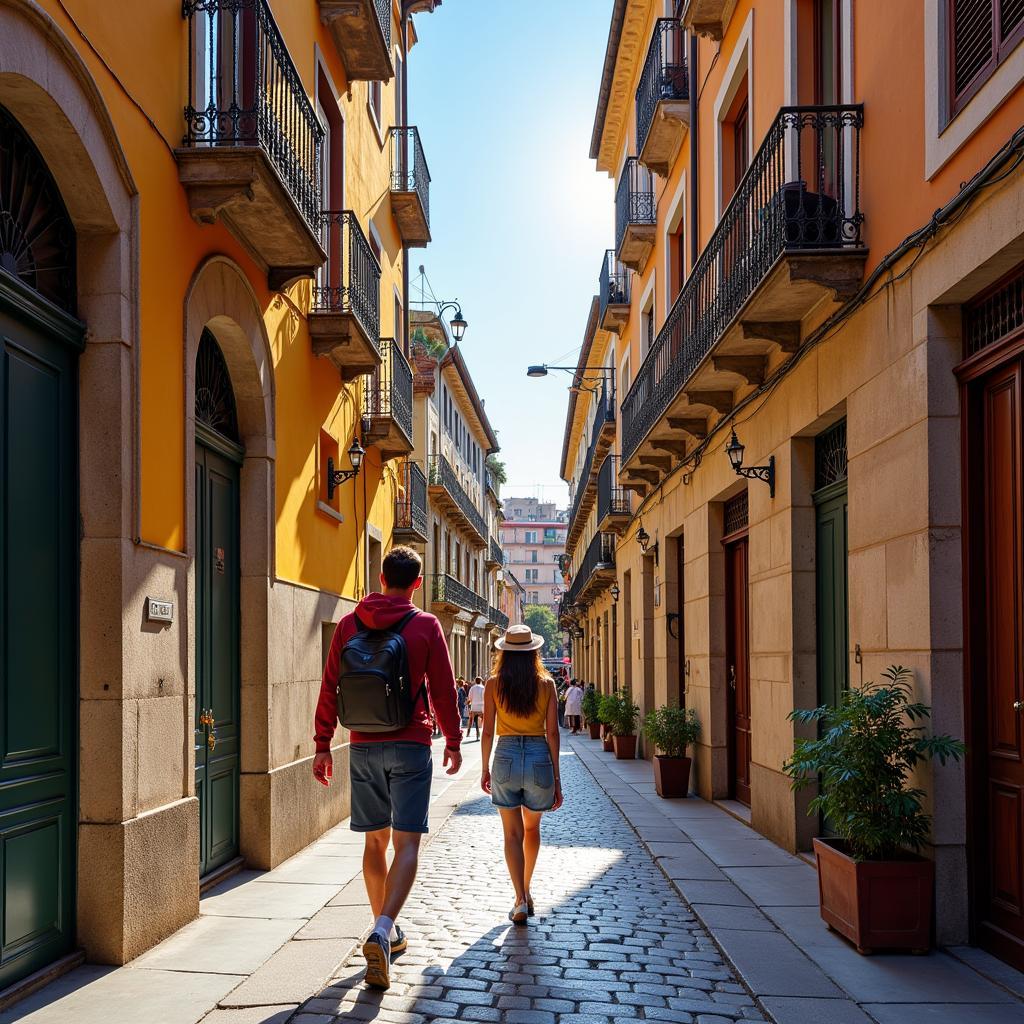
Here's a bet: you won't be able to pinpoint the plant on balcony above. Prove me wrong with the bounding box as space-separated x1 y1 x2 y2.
643 704 700 798
605 689 640 760
783 665 965 955
411 326 447 362
582 687 601 740
485 454 507 485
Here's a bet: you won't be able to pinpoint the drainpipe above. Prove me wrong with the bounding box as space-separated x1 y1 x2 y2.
688 29 699 267
401 7 410 357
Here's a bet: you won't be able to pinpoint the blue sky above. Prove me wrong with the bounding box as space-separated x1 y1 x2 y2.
408 0 615 507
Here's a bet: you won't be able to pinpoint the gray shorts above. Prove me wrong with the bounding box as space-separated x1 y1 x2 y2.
349 742 433 833
490 735 556 812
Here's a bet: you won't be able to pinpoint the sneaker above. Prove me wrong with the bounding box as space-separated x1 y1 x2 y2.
362 931 391 989
508 901 529 926
390 924 407 956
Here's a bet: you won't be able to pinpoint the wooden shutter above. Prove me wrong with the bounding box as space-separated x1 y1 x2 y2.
950 0 1024 112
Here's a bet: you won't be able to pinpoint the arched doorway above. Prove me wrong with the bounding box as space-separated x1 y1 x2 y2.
194 329 242 877
0 103 80 987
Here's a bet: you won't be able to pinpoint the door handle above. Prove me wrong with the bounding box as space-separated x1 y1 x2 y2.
1014 701 1024 712
728 665 736 690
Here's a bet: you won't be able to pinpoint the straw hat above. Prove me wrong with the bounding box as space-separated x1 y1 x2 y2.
494 623 544 652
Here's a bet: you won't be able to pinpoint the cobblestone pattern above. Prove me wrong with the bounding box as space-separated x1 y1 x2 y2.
294 748 764 1024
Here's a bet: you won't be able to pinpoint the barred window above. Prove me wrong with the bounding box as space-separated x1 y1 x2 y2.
949 0 1024 114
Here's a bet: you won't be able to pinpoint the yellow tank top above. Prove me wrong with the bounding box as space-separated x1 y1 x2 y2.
494 678 551 736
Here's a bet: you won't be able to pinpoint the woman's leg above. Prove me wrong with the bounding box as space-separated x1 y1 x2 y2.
522 808 543 900
497 806 527 904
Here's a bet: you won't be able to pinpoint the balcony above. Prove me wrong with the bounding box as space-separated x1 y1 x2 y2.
394 460 428 544
489 606 510 632
318 0 393 82
565 382 617 557
564 532 617 609
178 0 325 290
427 454 487 546
364 339 414 460
620 105 866 492
636 19 689 177
390 127 431 247
596 455 631 534
485 469 501 501
310 211 381 381
599 250 631 333
682 0 738 42
430 574 487 617
486 536 504 570
615 158 656 273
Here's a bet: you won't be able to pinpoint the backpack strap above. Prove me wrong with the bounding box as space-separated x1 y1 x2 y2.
392 609 419 635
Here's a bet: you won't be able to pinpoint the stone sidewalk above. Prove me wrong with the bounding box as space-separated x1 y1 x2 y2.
568 734 1024 1024
1 739 481 1024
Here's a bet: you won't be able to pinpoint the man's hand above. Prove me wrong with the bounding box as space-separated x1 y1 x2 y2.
443 746 462 776
312 751 333 786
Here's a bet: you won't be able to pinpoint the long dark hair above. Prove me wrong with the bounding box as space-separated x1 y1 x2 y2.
492 649 552 718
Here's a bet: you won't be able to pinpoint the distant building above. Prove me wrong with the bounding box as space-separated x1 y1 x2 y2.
500 511 568 624
502 496 567 523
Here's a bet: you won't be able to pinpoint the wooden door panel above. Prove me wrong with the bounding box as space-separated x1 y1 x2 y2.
726 535 752 806
990 782 1023 914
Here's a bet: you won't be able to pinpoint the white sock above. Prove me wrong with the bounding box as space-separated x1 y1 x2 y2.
372 915 394 942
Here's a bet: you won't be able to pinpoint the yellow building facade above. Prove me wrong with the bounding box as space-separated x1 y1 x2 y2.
0 0 449 988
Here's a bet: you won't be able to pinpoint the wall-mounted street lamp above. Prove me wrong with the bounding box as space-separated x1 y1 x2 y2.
526 364 614 395
432 300 467 343
725 428 775 498
636 525 659 565
610 582 620 602
327 437 366 500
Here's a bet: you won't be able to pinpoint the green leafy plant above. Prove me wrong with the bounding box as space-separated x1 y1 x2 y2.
485 453 507 485
783 666 965 861
596 693 617 727
604 689 640 737
581 687 601 723
643 704 701 758
523 604 559 656
410 326 447 361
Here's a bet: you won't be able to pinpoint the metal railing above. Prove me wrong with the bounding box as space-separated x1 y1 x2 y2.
485 469 500 499
427 454 487 542
390 126 431 226
567 382 616 534
621 105 864 461
395 460 427 538
312 211 381 346
636 18 689 158
490 536 504 566
599 249 631 324
615 157 656 255
489 606 510 631
373 0 392 48
366 338 413 441
597 455 631 522
430 573 487 615
564 532 616 607
183 0 323 231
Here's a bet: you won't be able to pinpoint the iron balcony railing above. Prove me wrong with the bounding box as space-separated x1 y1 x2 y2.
366 338 413 442
485 469 500 500
615 157 656 255
564 532 616 608
183 0 323 231
395 460 427 538
636 18 689 158
431 573 487 616
567 382 616 534
597 454 631 522
390 127 431 225
373 0 392 48
599 249 631 323
313 211 381 345
621 104 864 461
490 536 504 566
489 606 510 631
428 454 488 542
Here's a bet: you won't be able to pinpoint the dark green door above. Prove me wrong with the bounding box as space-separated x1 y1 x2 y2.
195 433 241 876
0 290 79 987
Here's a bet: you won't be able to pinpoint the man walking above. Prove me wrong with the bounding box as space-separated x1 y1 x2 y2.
313 546 462 991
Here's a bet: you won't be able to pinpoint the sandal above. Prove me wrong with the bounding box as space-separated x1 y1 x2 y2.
526 895 535 917
508 901 528 925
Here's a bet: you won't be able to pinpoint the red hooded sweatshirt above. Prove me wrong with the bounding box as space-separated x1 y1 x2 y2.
314 593 462 752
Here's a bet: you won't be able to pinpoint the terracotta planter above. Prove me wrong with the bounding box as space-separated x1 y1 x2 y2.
612 734 637 759
588 721 601 740
602 731 615 753
813 837 934 955
653 755 691 798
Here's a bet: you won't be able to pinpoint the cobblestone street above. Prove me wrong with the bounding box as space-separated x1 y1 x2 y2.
296 747 764 1024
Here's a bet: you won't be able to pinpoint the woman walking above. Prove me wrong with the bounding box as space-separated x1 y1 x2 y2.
481 624 563 925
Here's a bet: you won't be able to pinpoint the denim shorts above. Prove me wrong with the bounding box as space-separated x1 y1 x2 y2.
490 736 556 812
349 742 432 833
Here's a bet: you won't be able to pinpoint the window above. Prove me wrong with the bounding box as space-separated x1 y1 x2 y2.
526 530 538 543
949 1 1024 114
721 75 750 204
369 79 382 131
530 550 538 563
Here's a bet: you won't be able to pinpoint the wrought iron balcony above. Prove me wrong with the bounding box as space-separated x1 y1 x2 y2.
620 105 866 486
615 158 656 272
427 454 487 546
390 127 431 247
486 536 504 569
596 455 631 533
310 211 382 380
178 0 325 289
394 460 428 544
564 532 616 609
489 606 510 632
485 469 500 501
565 382 617 556
599 250 631 333
430 574 487 617
318 0 393 82
364 339 414 459
636 18 689 176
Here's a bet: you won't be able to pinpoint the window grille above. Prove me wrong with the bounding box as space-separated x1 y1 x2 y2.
964 262 1024 357
815 420 848 490
723 491 749 536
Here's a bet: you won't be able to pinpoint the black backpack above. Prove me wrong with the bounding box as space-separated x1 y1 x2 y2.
335 610 426 732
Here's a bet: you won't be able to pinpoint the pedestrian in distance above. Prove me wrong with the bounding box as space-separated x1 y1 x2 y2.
312 545 462 991
564 678 584 734
456 680 468 729
466 675 486 741
480 624 563 925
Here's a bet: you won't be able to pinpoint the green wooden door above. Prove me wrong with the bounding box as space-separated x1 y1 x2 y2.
0 289 79 987
195 433 241 877
814 480 849 709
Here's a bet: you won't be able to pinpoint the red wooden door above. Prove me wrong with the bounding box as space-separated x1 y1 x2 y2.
977 357 1024 965
726 535 752 805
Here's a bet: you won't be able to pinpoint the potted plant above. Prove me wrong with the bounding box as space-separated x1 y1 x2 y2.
643 704 700 797
783 666 965 955
582 688 601 740
609 690 640 760
597 693 616 752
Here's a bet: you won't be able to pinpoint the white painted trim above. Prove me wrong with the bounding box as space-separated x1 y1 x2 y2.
783 0 797 106
663 173 687 318
841 0 854 104
712 9 754 220
924 0 1024 179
